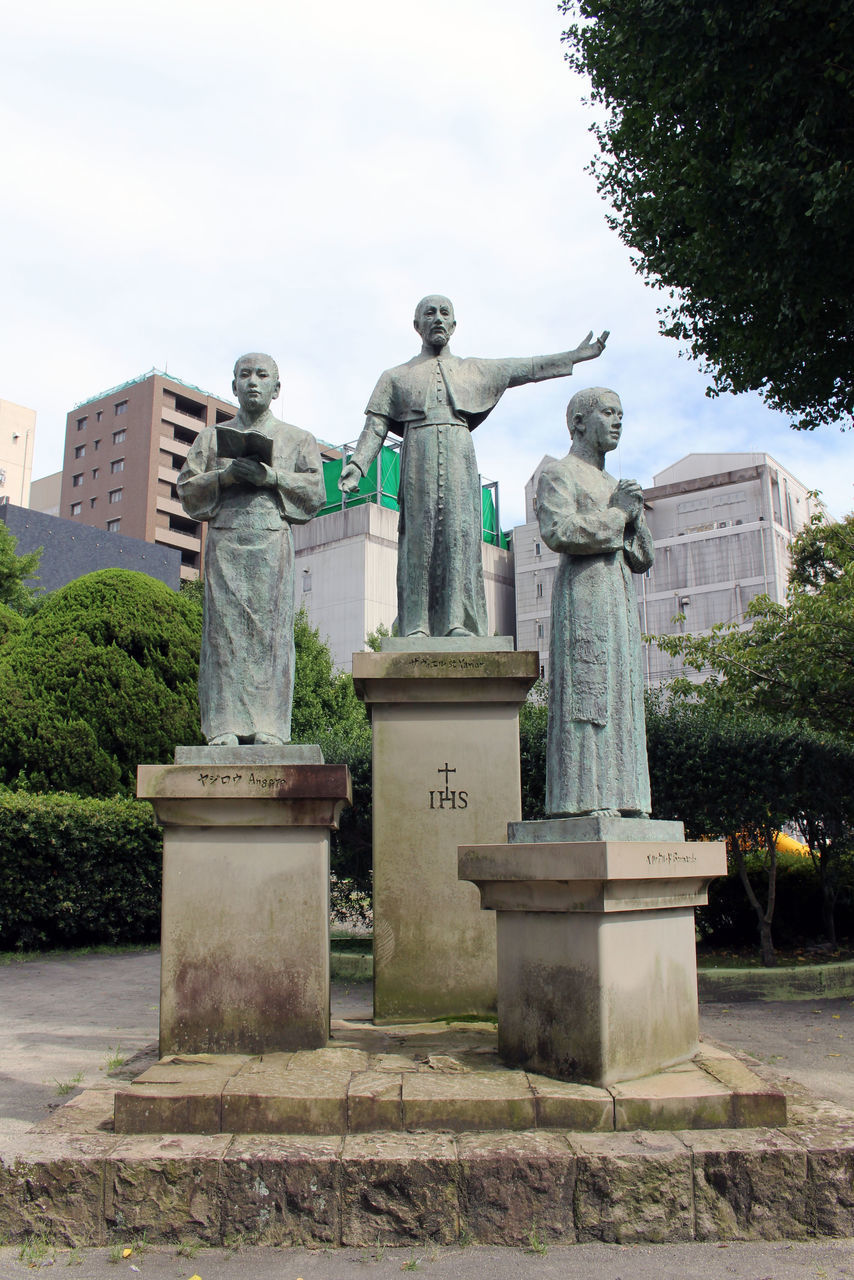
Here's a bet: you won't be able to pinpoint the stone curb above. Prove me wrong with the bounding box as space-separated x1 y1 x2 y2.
698 959 854 1003
2 1093 853 1247
335 955 854 1001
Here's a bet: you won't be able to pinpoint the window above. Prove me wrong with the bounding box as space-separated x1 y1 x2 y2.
70 502 82 516
539 663 545 679
114 401 128 416
96 410 103 422
111 458 125 474
112 428 126 444
534 541 541 556
74 444 86 459
92 467 99 480
109 488 122 504
89 497 97 509
72 472 84 487
106 518 121 532
537 622 544 639
76 416 87 431
93 438 101 451
536 582 543 598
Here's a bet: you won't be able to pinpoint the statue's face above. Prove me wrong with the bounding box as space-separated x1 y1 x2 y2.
232 354 280 413
580 392 623 453
414 296 456 348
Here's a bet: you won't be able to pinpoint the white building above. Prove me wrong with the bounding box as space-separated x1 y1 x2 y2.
514 451 821 684
0 400 36 510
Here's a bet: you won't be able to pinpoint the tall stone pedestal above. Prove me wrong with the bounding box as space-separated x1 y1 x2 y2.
459 816 726 1086
353 642 538 1022
137 747 351 1056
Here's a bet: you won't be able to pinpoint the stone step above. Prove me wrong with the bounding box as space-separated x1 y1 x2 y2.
110 1020 784 1137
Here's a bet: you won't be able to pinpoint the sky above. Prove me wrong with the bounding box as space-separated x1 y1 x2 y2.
2 0 850 528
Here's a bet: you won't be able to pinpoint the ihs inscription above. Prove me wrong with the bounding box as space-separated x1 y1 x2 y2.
429 762 468 811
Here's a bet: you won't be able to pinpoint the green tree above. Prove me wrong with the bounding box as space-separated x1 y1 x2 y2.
0 521 42 613
561 1 854 430
0 569 203 795
292 609 367 742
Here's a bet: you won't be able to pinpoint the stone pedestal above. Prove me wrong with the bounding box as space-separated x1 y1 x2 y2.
353 643 538 1022
137 747 351 1056
459 817 726 1086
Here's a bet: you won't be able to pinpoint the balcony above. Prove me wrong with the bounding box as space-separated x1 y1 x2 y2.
155 526 201 553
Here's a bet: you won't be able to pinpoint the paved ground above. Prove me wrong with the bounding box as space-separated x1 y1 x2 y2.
1 1239 853 1279
0 951 852 1272
1 950 851 1133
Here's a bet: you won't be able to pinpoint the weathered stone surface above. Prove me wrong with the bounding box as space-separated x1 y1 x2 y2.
114 1082 223 1135
804 1145 854 1237
362 656 535 1023
348 1072 403 1132
571 1132 693 1243
695 1048 787 1127
457 1131 576 1244
611 1060 732 1131
680 1128 809 1240
220 1136 343 1244
526 1075 614 1131
221 1053 353 1134
32 1088 116 1135
402 1070 535 1132
105 1134 229 1243
340 1133 459 1245
0 1134 119 1245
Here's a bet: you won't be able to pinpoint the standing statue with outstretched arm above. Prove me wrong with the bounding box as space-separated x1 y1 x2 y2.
338 295 609 638
178 353 325 746
536 387 653 817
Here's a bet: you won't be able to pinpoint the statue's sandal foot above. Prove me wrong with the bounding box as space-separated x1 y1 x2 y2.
447 627 472 637
208 733 238 746
252 733 287 745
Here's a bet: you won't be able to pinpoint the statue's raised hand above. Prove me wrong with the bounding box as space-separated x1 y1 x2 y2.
571 331 610 365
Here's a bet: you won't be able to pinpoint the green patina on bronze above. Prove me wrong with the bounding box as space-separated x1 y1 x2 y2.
340 296 609 638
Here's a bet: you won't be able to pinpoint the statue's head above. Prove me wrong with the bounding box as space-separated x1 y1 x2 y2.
413 295 456 349
232 353 281 414
567 387 623 451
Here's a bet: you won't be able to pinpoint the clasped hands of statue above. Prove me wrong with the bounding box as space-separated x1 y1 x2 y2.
220 457 272 489
610 478 644 523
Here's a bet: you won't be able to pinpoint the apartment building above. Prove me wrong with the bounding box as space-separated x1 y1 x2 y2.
59 370 236 581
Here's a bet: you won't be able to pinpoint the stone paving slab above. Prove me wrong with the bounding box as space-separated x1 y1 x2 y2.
111 1017 786 1137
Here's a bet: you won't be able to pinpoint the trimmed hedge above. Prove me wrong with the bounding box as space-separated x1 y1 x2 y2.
697 850 854 949
0 790 162 951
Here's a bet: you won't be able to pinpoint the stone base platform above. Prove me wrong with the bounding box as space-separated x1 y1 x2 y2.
2 1082 853 1247
110 1017 783 1137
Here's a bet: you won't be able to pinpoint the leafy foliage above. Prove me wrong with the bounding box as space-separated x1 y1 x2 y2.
0 569 203 795
561 1 854 429
0 789 162 950
292 609 367 743
0 521 42 613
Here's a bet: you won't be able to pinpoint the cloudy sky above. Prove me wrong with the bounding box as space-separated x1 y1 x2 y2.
2 0 850 526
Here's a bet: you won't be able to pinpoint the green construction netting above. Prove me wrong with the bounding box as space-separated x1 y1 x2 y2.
319 446 508 548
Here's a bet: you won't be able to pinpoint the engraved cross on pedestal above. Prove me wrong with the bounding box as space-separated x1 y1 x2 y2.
429 762 468 810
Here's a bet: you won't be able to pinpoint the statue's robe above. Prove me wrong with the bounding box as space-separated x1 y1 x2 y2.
536 453 654 816
350 353 545 637
178 409 325 742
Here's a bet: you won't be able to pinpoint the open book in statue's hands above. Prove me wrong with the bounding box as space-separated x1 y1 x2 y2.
216 425 274 467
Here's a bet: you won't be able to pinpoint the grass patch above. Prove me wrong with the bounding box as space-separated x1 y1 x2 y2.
0 942 159 966
697 944 854 970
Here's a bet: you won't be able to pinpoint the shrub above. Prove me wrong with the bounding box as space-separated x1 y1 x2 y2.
0 789 162 951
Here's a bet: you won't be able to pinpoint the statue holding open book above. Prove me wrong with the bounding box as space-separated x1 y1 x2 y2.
177 353 325 745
